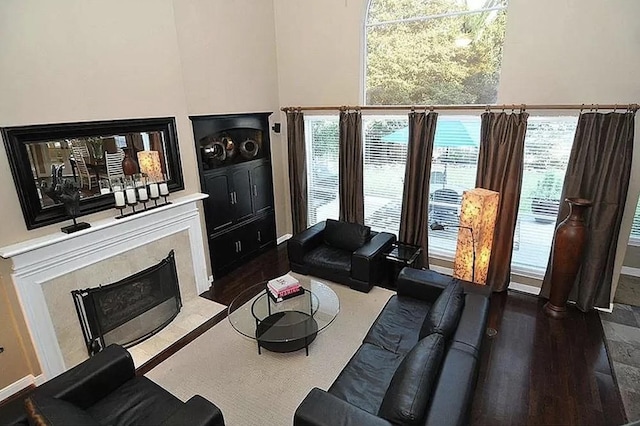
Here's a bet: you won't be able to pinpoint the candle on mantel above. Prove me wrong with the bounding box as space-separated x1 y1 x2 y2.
125 188 137 204
149 183 159 199
138 187 148 201
112 185 122 192
100 188 110 195
159 182 169 196
114 191 126 207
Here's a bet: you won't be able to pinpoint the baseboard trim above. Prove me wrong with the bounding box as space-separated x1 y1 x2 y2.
277 234 292 245
0 374 41 404
508 282 541 296
621 266 640 277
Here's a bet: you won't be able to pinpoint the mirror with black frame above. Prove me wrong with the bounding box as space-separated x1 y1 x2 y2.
2 117 184 230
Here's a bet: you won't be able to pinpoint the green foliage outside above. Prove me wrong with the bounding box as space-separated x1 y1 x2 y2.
366 0 508 105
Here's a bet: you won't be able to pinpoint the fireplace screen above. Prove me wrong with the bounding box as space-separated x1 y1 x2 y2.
72 250 181 356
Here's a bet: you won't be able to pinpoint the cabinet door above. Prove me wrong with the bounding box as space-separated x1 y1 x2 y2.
236 224 259 258
231 168 253 222
203 174 234 232
210 232 240 276
250 163 273 214
254 214 276 249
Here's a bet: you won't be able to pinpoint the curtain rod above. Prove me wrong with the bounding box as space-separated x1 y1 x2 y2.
281 103 640 113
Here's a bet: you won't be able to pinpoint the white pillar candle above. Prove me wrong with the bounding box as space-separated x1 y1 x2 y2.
125 188 137 204
112 185 122 192
149 183 159 199
135 180 144 188
159 182 169 196
114 191 126 207
138 187 148 201
100 188 111 195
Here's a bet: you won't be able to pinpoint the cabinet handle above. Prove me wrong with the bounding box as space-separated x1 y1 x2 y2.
257 230 261 242
239 241 242 251
230 192 234 205
234 241 239 252
253 185 257 197
233 192 237 204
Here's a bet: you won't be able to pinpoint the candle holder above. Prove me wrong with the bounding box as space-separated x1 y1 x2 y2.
158 174 171 207
148 180 161 208
113 188 127 218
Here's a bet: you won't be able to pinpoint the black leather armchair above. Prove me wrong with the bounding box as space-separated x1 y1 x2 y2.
288 220 396 292
0 345 224 426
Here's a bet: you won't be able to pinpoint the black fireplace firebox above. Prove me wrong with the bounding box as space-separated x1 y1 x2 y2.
72 251 182 356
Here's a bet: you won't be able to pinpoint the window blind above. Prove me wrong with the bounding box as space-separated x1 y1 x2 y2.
305 116 339 226
512 116 578 276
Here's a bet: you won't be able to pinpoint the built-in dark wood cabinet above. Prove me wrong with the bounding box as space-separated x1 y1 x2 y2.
191 113 276 278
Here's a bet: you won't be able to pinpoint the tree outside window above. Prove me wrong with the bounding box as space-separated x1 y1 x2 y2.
365 0 508 105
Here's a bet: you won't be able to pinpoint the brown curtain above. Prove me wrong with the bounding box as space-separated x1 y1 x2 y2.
399 112 438 267
286 111 308 234
541 112 635 310
476 112 529 292
339 110 364 224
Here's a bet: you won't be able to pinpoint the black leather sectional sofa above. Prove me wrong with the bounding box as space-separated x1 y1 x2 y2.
288 219 396 292
0 345 224 426
294 267 491 426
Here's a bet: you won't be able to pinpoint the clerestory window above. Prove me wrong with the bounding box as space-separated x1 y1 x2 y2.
365 0 509 105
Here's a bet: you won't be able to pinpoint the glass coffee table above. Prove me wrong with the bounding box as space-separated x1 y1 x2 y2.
228 275 339 355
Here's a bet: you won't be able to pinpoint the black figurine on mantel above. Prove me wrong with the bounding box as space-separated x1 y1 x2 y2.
59 180 91 234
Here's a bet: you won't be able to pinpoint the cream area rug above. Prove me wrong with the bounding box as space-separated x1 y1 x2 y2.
147 275 394 426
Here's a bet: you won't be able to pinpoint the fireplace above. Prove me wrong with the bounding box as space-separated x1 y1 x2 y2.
72 251 182 356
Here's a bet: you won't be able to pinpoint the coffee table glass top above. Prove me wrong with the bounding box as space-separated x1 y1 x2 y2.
228 275 340 343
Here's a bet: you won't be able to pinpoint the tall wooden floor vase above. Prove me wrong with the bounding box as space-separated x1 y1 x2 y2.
544 198 592 319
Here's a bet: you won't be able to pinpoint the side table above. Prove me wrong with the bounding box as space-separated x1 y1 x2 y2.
383 242 422 287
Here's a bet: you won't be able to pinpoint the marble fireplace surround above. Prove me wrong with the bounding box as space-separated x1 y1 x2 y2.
0 193 210 380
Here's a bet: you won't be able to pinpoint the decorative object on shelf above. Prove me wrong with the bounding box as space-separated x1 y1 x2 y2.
99 179 111 195
452 188 499 285
544 197 592 319
42 164 66 204
121 147 139 176
114 175 171 219
137 150 163 182
222 136 236 160
59 180 91 234
201 139 226 167
239 138 259 159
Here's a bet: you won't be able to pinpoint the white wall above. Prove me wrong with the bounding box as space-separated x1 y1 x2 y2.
273 0 640 299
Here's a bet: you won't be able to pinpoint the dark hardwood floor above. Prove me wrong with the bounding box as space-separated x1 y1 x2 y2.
470 291 627 425
198 243 626 425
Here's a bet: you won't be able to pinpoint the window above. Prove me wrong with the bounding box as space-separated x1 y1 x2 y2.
363 116 409 235
304 114 581 281
365 0 508 105
306 116 339 226
512 116 578 276
631 201 640 243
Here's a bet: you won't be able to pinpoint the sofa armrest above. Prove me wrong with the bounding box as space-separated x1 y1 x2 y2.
397 268 492 301
35 344 135 410
161 395 225 426
294 388 391 426
288 222 326 264
351 232 396 284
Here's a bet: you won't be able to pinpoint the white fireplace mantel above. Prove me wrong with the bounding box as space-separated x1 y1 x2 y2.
0 193 210 379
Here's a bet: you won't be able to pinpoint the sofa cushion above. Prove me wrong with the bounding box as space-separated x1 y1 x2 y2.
419 280 464 340
329 343 404 415
303 245 351 275
378 334 445 425
323 219 371 252
363 295 431 354
25 395 99 426
87 377 182 426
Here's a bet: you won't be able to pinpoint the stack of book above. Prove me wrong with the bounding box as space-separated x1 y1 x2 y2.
267 274 304 302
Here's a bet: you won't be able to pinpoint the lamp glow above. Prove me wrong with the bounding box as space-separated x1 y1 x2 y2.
453 188 499 285
137 150 163 182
